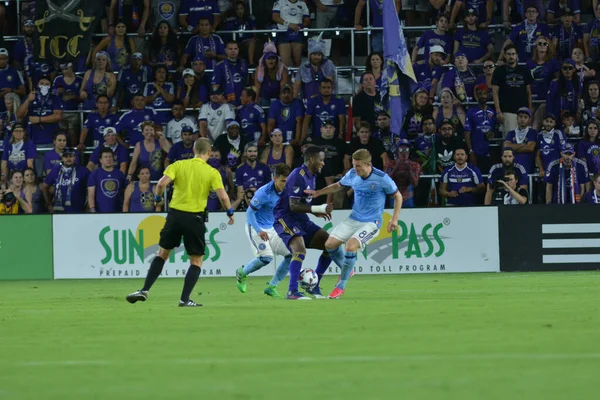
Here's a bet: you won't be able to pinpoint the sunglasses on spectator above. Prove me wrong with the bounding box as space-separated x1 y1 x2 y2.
483 65 495 69
397 148 410 153
562 66 574 71
537 42 549 47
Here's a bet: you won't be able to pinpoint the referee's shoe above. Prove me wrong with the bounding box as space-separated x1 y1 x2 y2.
126 290 148 303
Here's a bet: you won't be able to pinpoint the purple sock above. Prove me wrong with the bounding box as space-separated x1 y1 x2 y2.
288 253 305 293
315 252 332 287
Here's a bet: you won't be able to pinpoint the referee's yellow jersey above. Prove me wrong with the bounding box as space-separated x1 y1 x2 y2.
164 158 224 212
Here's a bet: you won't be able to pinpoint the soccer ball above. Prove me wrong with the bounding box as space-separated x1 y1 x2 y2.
299 269 319 290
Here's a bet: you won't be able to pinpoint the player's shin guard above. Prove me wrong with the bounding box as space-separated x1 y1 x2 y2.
242 256 273 275
270 255 291 287
288 253 305 292
336 252 357 290
181 265 201 302
142 256 166 291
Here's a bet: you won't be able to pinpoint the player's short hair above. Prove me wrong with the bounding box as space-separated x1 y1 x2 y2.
304 145 322 162
358 121 371 132
352 149 372 163
273 163 291 177
194 137 212 155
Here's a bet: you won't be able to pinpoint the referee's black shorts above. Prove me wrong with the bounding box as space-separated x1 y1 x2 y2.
159 209 207 256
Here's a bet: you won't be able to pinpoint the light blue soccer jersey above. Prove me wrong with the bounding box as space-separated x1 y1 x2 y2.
246 181 282 232
340 168 398 226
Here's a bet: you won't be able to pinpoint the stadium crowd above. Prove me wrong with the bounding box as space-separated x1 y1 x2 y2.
1 0 600 215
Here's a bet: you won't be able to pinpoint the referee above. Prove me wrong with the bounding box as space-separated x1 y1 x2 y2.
126 138 235 307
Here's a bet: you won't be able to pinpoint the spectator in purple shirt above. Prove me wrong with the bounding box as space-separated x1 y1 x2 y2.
16 76 63 146
551 10 583 61
450 0 493 28
165 126 196 166
88 147 127 213
440 147 485 206
238 88 267 145
1 123 35 182
181 18 226 73
116 94 158 146
53 62 83 145
211 41 249 107
293 35 336 101
535 114 566 178
0 48 26 114
580 174 600 204
441 51 477 102
79 95 121 150
583 3 600 64
42 148 89 214
412 46 445 99
87 127 130 175
546 58 581 123
179 0 221 33
254 41 289 107
453 9 493 64
412 14 452 63
502 6 549 61
302 79 346 141
127 121 172 182
526 35 560 128
576 120 600 176
123 166 159 212
232 142 272 210
268 85 304 145
545 142 590 203
465 84 496 173
177 68 208 110
547 0 581 24
504 107 538 173
44 132 81 175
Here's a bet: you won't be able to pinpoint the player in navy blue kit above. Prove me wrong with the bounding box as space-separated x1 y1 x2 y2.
273 146 345 300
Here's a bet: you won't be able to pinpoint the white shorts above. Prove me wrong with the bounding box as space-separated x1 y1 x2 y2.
329 218 380 250
245 225 291 258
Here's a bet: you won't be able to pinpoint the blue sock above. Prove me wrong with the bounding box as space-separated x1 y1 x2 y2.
288 253 305 293
315 251 332 287
269 255 291 287
242 256 272 275
326 246 345 269
336 252 357 290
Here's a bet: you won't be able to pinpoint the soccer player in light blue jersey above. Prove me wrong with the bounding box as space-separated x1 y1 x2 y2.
306 149 403 299
236 164 293 298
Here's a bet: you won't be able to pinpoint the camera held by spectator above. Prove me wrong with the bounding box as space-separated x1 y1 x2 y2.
492 169 529 205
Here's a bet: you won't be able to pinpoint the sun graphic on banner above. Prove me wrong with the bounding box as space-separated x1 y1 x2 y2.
135 215 166 250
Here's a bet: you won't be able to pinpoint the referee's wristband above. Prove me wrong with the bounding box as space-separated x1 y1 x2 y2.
154 195 163 203
311 204 328 214
226 208 234 217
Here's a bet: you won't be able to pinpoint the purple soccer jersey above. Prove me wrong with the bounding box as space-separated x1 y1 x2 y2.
115 108 157 146
89 144 129 167
441 163 484 206
466 106 496 156
235 162 272 191
2 141 36 172
44 164 89 213
167 142 195 162
576 140 600 175
305 95 346 139
88 167 127 213
537 130 566 171
84 112 121 146
505 128 538 173
44 150 80 172
273 164 315 223
238 103 266 142
268 98 304 143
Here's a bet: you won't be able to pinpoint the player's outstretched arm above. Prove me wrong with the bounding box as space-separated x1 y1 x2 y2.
289 197 333 220
216 187 235 225
304 182 344 199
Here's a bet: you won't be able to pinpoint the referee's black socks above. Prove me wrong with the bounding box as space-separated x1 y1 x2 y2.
142 257 166 291
181 265 201 302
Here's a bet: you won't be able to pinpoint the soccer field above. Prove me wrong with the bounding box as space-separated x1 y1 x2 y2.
0 272 598 399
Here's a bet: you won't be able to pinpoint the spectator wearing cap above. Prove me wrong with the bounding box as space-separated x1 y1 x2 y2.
535 113 566 179
583 3 600 64
581 173 600 204
501 6 549 61
150 1 180 30
108 0 150 39
53 63 83 145
79 95 121 150
94 20 137 73
353 71 382 133
1 123 36 183
165 125 197 167
302 78 346 142
88 127 130 174
547 0 581 24
115 94 158 146
260 128 295 171
148 21 181 69
42 147 90 214
546 58 581 123
492 43 533 135
211 41 249 107
485 147 529 205
123 166 159 212
118 52 152 109
579 81 600 129
222 1 257 66
504 107 538 173
12 20 35 73
345 121 389 171
181 18 226 75
128 121 172 182
88 147 127 213
526 35 560 129
214 120 249 171
44 132 81 175
238 88 267 145
0 49 26 113
439 147 485 206
577 120 600 177
16 76 63 147
354 0 401 53
441 51 477 103
551 9 583 61
452 9 493 64
450 0 493 29
412 14 452 63
545 142 590 203
268 85 304 145
433 88 467 137
387 138 421 208
143 64 175 125
177 67 208 109
80 52 117 111
412 46 445 101
198 88 236 141
402 88 434 140
179 0 221 34
272 0 311 67
435 120 467 172
310 119 348 206
294 34 336 100
465 83 496 174
231 141 271 210
165 100 199 144
255 41 290 106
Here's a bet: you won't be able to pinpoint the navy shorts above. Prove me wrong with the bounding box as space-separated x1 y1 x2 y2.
278 29 304 44
274 216 322 250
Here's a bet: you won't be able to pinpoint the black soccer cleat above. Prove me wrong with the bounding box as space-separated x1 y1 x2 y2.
178 299 203 307
126 290 148 303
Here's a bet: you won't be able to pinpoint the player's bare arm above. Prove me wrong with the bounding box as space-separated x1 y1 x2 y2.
305 182 344 198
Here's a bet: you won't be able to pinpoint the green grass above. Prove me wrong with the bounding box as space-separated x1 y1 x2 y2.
0 272 599 400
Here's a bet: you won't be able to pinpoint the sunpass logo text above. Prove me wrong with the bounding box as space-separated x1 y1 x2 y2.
392 220 446 259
